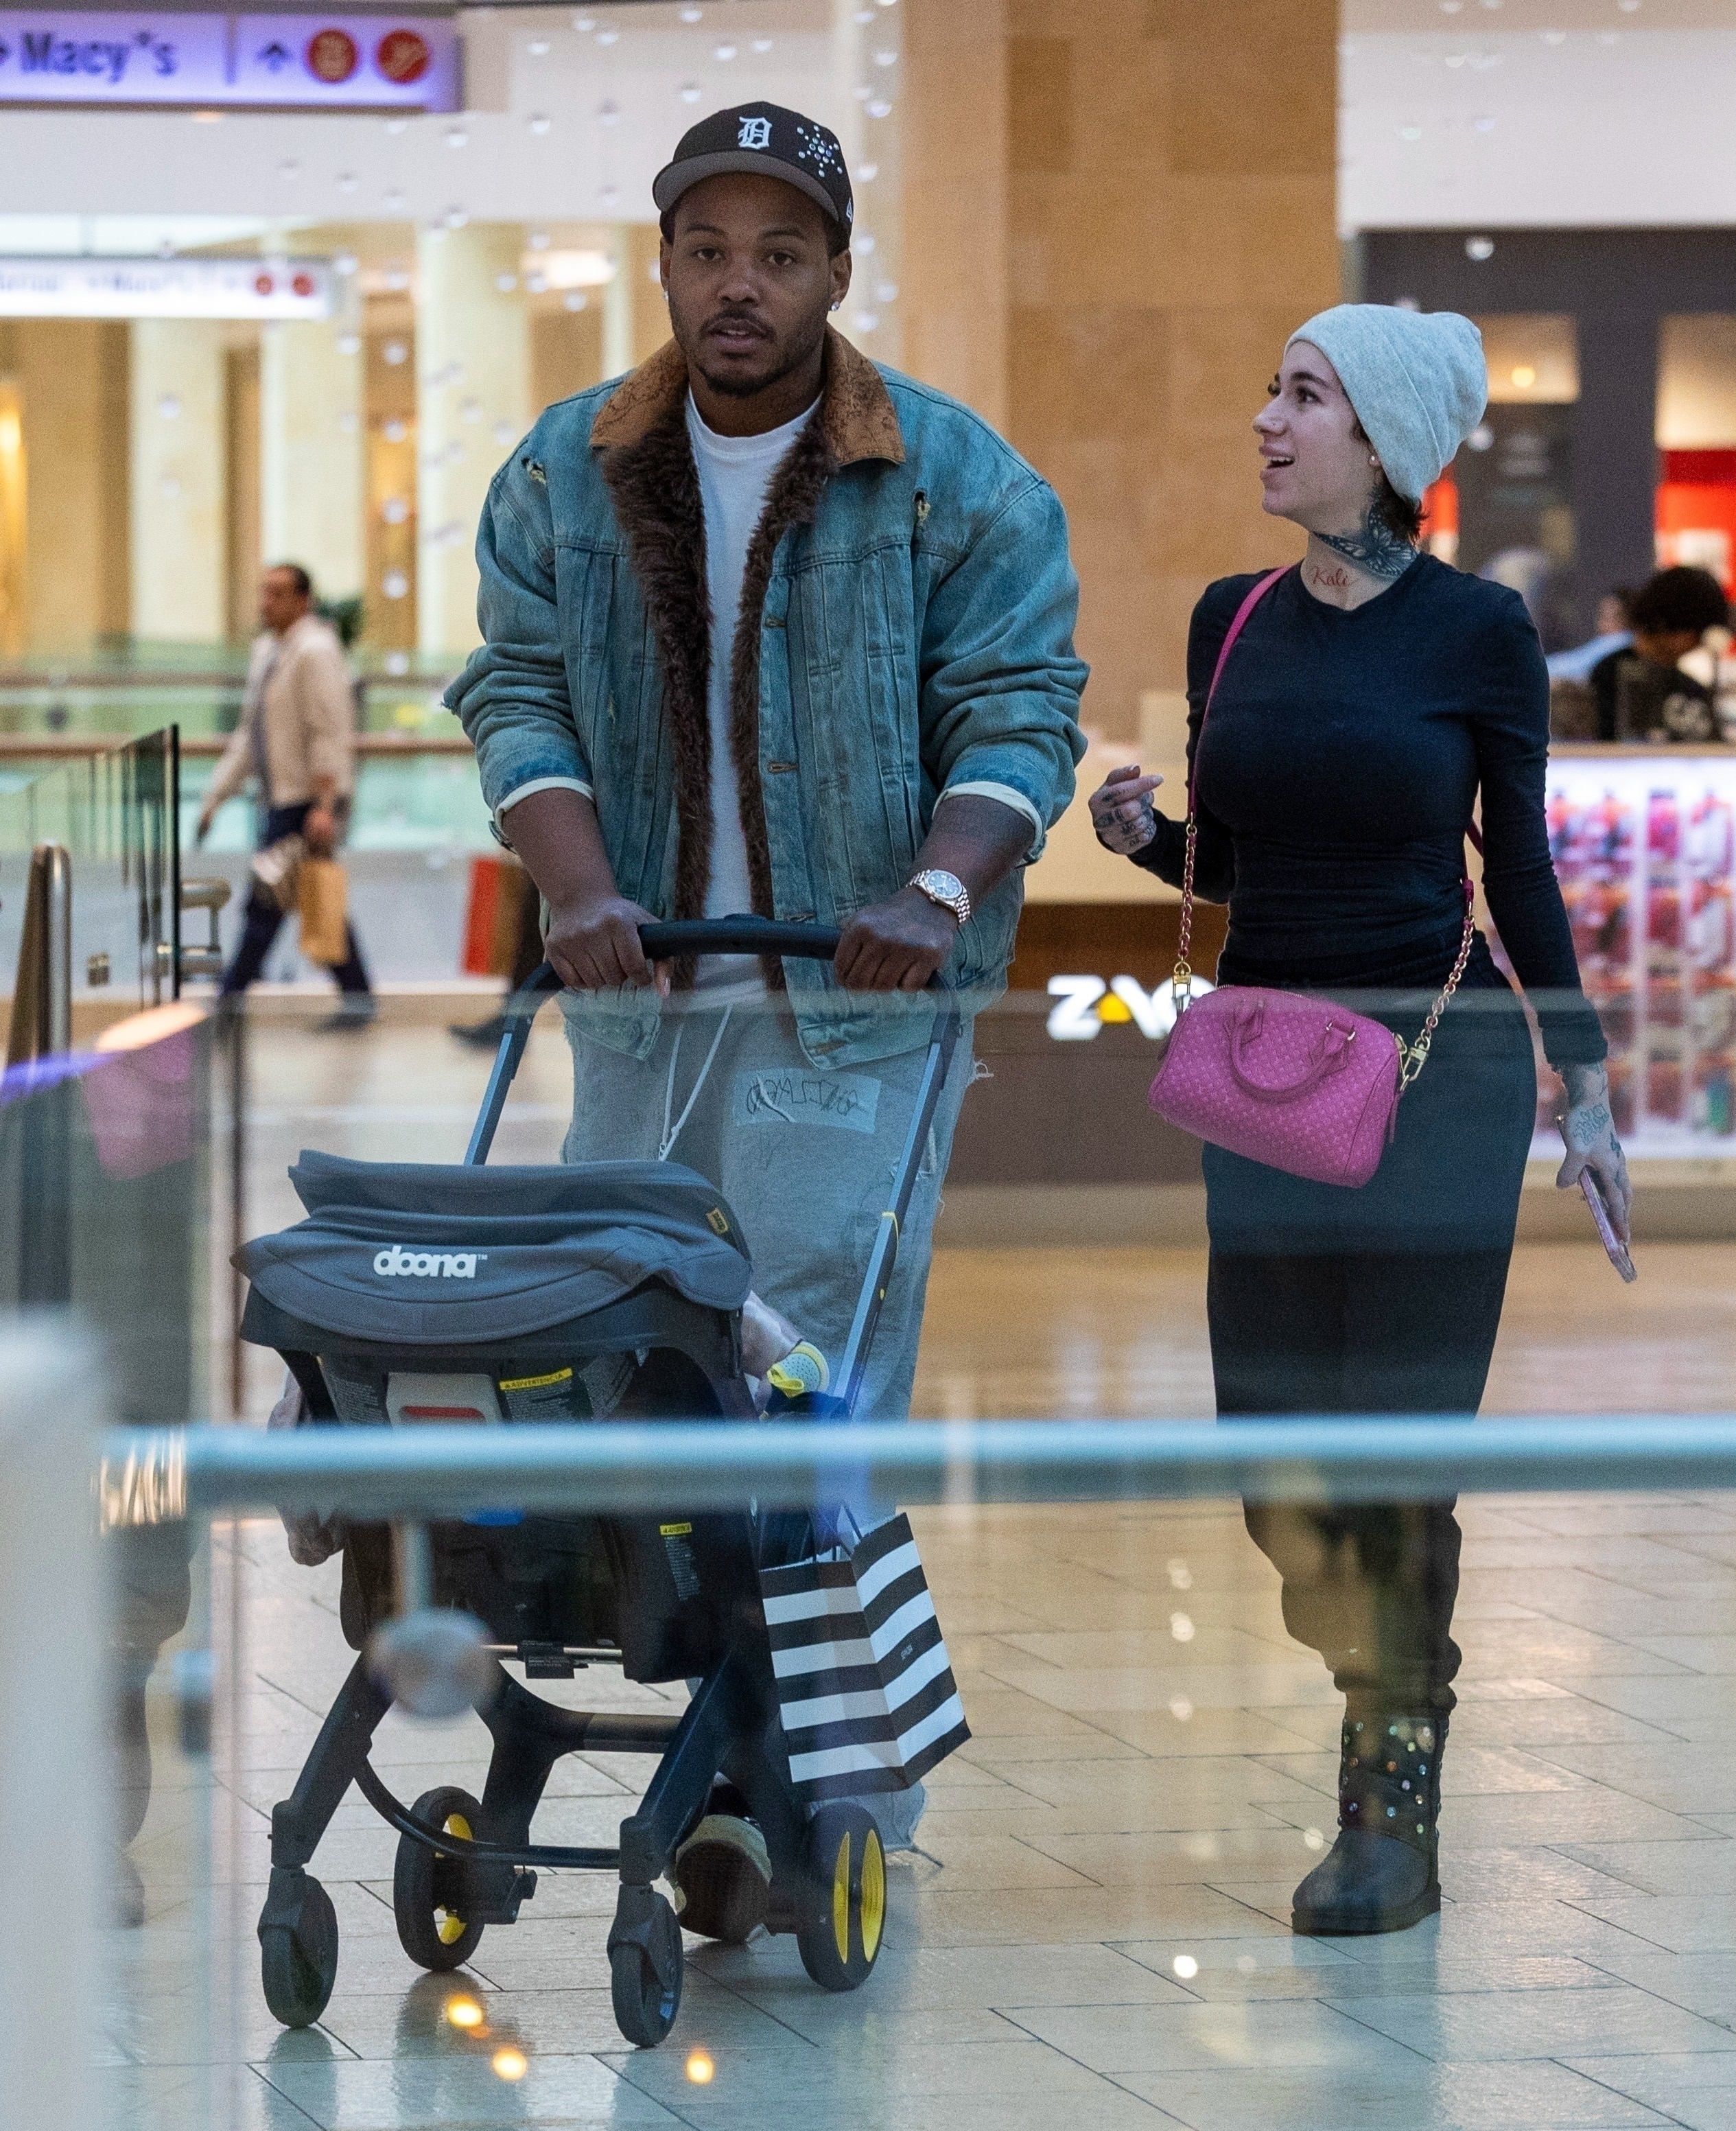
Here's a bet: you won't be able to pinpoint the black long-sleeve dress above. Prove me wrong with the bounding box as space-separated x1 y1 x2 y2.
1131 557 1605 1713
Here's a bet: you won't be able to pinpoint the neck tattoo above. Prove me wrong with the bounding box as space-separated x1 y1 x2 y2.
1313 504 1417 585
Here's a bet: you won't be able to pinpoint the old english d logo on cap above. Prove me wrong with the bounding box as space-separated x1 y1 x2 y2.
653 102 854 234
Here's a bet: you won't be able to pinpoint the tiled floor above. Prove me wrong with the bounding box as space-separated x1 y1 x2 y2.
106 1010 1736 2131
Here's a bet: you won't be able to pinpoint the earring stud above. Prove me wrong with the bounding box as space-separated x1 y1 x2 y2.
1369 454 1381 467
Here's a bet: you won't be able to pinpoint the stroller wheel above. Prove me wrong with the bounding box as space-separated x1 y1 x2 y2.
607 1885 683 2048
796 1803 885 1993
394 1786 486 1972
259 1872 339 2028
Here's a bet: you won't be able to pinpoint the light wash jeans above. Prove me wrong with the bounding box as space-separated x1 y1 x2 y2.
563 992 974 1852
561 992 975 1425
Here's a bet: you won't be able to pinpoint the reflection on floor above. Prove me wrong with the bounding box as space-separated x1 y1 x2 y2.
110 1491 1736 2131
110 1010 1736 2130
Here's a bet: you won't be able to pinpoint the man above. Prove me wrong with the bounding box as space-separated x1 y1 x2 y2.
198 563 375 1027
447 102 1086 1926
1590 566 1729 743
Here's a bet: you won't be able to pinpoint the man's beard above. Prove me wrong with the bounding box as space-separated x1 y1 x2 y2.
689 314 826 400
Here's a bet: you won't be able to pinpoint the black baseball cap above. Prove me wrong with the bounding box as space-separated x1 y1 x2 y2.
653 102 853 239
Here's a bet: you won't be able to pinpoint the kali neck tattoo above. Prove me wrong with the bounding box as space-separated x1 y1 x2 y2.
1311 502 1417 586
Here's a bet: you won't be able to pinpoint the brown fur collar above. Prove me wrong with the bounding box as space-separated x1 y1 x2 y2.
592 326 905 467
599 349 851 986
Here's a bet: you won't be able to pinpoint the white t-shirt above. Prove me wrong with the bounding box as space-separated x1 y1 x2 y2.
685 391 819 988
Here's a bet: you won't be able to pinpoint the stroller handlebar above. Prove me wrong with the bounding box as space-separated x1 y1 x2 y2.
502 921 846 1023
638 917 844 962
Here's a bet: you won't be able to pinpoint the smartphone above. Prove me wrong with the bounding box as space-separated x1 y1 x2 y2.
1581 1170 1637 1283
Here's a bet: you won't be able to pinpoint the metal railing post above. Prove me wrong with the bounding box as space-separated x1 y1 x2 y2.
5 839 71 1067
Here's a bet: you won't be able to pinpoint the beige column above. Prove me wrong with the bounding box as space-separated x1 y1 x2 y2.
260 316 365 603
415 222 531 660
0 321 129 655
902 0 1339 732
130 319 226 647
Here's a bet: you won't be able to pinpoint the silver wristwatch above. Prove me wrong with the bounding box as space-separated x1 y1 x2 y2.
906 867 972 925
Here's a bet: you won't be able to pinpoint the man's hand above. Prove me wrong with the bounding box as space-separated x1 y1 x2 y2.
546 889 672 996
834 887 957 992
301 804 338 857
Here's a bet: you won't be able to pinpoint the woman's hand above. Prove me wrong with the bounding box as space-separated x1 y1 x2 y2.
1089 763 1163 856
1556 1061 1632 1244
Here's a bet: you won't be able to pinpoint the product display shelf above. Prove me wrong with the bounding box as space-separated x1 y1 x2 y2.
1543 745 1736 1156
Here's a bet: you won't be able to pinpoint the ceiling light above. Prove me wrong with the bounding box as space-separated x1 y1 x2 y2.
1466 234 1494 257
529 112 551 133
521 247 615 290
527 36 550 55
1512 363 1536 387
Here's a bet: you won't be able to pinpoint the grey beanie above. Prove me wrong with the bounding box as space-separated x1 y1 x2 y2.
1286 304 1488 504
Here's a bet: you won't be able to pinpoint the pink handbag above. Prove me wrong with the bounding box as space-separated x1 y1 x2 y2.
1147 568 1475 1189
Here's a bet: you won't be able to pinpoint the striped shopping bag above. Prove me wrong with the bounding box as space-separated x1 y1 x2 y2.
758 1513 970 1800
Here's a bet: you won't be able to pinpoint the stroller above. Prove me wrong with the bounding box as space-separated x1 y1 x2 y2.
238 919 959 2049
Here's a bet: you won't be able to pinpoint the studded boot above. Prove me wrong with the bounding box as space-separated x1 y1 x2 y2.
1291 1708 1446 1935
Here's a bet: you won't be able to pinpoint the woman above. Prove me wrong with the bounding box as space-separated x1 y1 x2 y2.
1091 305 1630 1937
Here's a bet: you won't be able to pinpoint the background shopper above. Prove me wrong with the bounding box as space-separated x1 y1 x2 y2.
1090 303 1628 1940
1590 565 1729 742
198 563 375 1029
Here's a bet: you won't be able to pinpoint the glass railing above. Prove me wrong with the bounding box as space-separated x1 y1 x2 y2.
10 963 1736 2131
0 727 179 1021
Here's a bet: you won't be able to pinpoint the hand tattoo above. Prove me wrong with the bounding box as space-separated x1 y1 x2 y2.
1314 504 1417 585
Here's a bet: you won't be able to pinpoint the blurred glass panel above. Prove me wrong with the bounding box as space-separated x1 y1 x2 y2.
0 729 177 1018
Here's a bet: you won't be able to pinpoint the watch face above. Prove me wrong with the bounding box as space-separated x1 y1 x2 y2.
922 870 965 898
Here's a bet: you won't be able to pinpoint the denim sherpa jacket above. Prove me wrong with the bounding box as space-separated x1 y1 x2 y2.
446 328 1088 1067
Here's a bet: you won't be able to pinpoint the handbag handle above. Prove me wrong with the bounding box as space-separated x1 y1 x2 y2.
1227 995 1356 1102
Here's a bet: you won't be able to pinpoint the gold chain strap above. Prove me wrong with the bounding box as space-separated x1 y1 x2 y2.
1397 894 1477 1090
1172 812 1198 1007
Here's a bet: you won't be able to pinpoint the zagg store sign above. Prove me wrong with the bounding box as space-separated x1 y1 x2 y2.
0 12 460 110
1045 973 1214 1043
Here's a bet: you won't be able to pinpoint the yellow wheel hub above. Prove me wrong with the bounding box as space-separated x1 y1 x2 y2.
831 1830 852 1964
436 1813 471 1944
860 1829 884 1962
